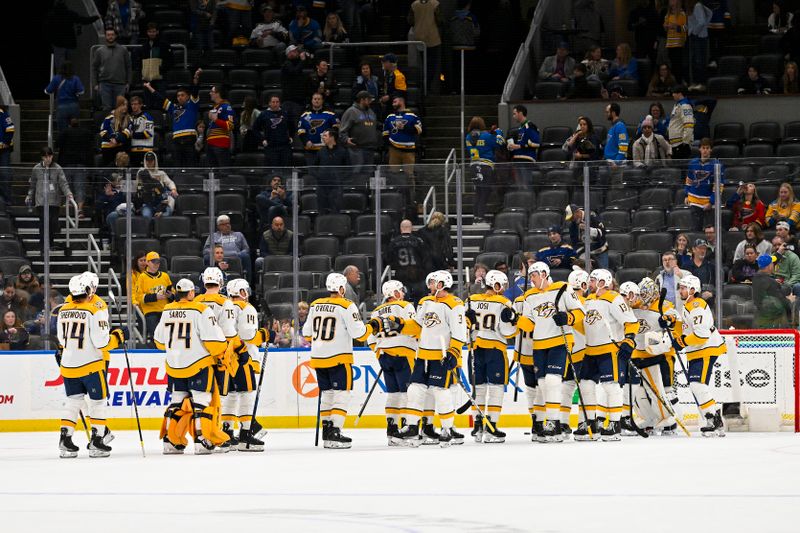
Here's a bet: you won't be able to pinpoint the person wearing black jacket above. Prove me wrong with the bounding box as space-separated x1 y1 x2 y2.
385 219 429 301
281 45 310 130
313 130 350 215
753 254 795 328
137 23 173 110
56 117 95 216
253 94 294 168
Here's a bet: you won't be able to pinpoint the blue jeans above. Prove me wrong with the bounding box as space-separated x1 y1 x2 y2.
56 101 81 133
99 82 127 112
348 147 375 178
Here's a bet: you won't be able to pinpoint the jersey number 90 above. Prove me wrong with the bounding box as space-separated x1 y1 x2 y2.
312 316 336 341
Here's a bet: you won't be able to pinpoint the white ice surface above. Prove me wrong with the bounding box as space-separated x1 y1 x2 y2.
1 429 800 533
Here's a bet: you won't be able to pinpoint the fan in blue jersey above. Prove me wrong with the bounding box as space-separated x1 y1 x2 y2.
465 116 505 223
506 104 540 189
298 92 340 166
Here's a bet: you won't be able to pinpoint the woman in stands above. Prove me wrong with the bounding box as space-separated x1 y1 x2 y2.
609 42 639 82
663 0 688 83
781 61 799 94
732 222 773 261
646 63 677 97
738 65 772 95
730 243 759 284
238 95 261 153
581 45 610 83
636 102 669 138
727 182 766 231
768 1 793 34
673 233 692 268
467 262 489 297
766 182 800 228
44 61 84 134
323 12 349 43
0 310 30 350
562 115 600 166
99 95 131 167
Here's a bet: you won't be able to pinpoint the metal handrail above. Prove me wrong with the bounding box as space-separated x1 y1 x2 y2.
380 265 392 284
422 185 436 226
0 64 15 106
322 40 428 96
80 0 105 38
443 148 456 217
86 233 102 275
64 196 79 249
108 268 145 345
501 0 549 103
89 43 189 101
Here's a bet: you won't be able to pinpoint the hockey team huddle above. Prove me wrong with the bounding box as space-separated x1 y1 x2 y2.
54 260 727 457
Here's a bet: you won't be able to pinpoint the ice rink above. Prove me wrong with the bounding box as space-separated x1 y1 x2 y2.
1 429 799 532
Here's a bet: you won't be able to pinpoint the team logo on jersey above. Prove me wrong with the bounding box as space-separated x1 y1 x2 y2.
270 116 284 128
637 318 651 334
533 301 556 318
391 118 408 134
95 300 104 309
423 312 441 328
585 309 603 325
308 118 327 134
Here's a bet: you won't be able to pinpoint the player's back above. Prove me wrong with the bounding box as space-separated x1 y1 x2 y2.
57 299 110 377
303 296 368 368
156 300 226 376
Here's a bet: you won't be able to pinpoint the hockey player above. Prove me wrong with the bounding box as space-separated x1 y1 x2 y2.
618 281 641 435
65 272 113 371
302 273 373 449
465 269 517 443
577 269 637 441
57 275 124 458
517 262 585 443
366 280 417 445
376 270 467 447
561 268 589 438
154 278 230 454
194 267 240 450
512 279 537 440
226 278 273 451
670 275 726 436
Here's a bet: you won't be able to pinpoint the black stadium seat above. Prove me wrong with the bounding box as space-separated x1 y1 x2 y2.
749 121 781 145
743 144 774 158
277 272 314 289
528 211 562 232
713 122 746 145
344 236 378 256
483 233 521 253
299 255 332 272
493 211 527 234
635 232 673 252
163 238 203 259
315 214 352 239
615 268 651 286
623 250 661 270
638 188 672 210
170 256 205 275
600 210 631 232
503 191 535 212
631 209 665 232
155 216 192 239
524 234 550 252
263 256 294 272
302 236 340 258
475 252 509 269
605 233 634 253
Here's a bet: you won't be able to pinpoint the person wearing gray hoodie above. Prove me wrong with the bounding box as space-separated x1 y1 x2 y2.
27 147 73 250
92 28 132 112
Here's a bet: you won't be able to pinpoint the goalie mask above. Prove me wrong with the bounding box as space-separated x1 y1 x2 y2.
638 277 659 306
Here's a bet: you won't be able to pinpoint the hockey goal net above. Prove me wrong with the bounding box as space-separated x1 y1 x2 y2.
673 329 798 431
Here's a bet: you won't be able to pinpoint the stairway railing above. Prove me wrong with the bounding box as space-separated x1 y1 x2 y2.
64 196 79 249
86 233 102 275
443 148 456 218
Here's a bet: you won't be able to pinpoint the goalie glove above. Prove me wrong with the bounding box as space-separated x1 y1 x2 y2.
500 307 518 325
644 331 672 356
617 336 635 359
442 347 460 371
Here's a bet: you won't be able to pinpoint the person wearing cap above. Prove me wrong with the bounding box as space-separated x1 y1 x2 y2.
668 84 694 160
281 44 311 130
771 234 800 296
14 265 42 312
27 146 74 251
135 151 178 221
538 41 575 83
203 215 252 282
289 5 322 52
298 92 340 167
535 226 576 270
752 253 795 328
379 53 407 112
775 220 798 252
340 89 380 178
250 4 288 61
685 137 724 231
566 203 608 269
134 251 174 344
631 114 671 168
685 238 714 301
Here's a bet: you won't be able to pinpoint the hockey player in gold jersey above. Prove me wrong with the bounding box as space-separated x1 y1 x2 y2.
465 270 518 443
367 280 417 445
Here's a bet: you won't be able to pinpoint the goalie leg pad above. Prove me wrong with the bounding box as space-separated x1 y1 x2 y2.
690 381 716 417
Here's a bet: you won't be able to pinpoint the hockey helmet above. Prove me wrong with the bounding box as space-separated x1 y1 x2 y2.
227 278 251 299
429 270 453 290
80 271 100 294
678 275 702 295
485 269 508 291
201 267 224 286
638 277 660 305
382 280 405 300
619 281 640 300
68 275 91 298
567 268 589 291
589 269 613 289
326 273 348 295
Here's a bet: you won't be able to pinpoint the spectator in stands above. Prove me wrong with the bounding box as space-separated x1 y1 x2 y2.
753 253 795 328
27 147 73 251
582 44 610 83
14 265 42 312
766 182 800 229
448 0 480 93
728 182 766 230
352 62 380 104
44 61 84 134
194 121 206 156
781 11 800 63
323 12 350 43
207 86 235 167
256 175 292 231
775 221 798 252
145 69 202 168
0 310 30 350
685 239 714 301
673 233 692 267
128 96 155 168
687 0 712 91
221 0 253 44
45 0 100 70
536 225 576 269
738 65 772 95
769 1 793 33
93 28 132 112
340 91 380 178
383 96 422 194
506 104 540 189
703 224 717 261
256 216 293 273
684 138 721 230
0 104 13 206
190 0 216 58
628 0 661 62
668 84 694 160
418 211 454 271
636 102 668 138
608 42 639 82
23 290 63 337
467 262 489 296
538 41 575 84
632 114 671 167
343 265 361 305
254 94 294 169
603 102 629 164
138 22 172 110
130 251 147 299
105 0 145 45
772 235 800 296
730 244 759 283
204 215 252 282
274 318 294 348
409 0 443 94
313 130 350 215
210 244 233 283
250 4 288 62
297 301 310 345
574 0 604 54
781 61 799 94
96 176 124 246
385 219 429 301
136 151 177 221
307 59 339 104
289 5 322 52
566 204 608 269
646 63 676 97
56 117 94 217
504 252 535 301
733 223 772 261
100 95 131 167
134 251 173 344
562 115 600 165
707 1 731 68
379 54 408 114
562 64 599 99
299 93 340 167
103 152 133 239
237 95 261 153
664 0 688 83
0 280 29 321
281 45 311 129
465 117 505 224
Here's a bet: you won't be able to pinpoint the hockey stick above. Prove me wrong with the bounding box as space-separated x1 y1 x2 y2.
553 284 594 439
354 366 383 426
440 336 497 433
513 253 529 402
626 359 649 438
245 341 269 450
627 359 691 437
455 298 477 415
314 389 322 447
109 291 146 457
657 288 703 412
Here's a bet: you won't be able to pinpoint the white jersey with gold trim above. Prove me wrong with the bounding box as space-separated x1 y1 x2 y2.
367 300 418 358
583 291 638 355
301 296 370 368
467 293 517 351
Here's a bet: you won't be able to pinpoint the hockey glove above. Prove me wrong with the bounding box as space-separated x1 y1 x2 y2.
671 335 687 352
658 316 675 330
553 311 570 327
54 346 63 366
259 328 277 345
382 316 404 334
464 308 477 325
617 338 635 359
442 348 459 370
500 307 518 325
110 328 125 345
368 318 383 334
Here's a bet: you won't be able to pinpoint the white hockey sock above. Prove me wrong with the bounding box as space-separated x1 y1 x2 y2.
320 389 335 423
221 391 239 426
524 386 537 417
86 398 107 434
596 381 608 420
561 380 576 425
578 380 597 421
486 384 504 422
534 384 546 422
385 392 403 424
404 383 426 426
238 391 256 430
330 390 351 428
689 381 716 418
434 386 454 429
61 395 85 435
473 384 488 417
602 382 623 422
422 388 436 420
543 374 562 423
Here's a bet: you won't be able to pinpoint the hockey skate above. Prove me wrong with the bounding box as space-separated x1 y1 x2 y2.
600 420 622 442
542 420 563 443
222 422 240 448
238 429 265 451
421 417 440 445
438 427 453 447
386 418 402 446
701 411 725 438
482 420 506 443
450 427 465 445
59 428 79 459
101 427 115 446
620 416 637 437
393 422 423 447
533 420 546 443
573 419 598 441
322 421 352 449
471 415 484 443
659 423 678 437
194 436 216 455
561 422 573 437
87 428 112 458
162 437 185 454
251 417 268 440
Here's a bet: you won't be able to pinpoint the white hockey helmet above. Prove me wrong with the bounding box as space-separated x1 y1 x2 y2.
485 269 508 291
567 268 589 291
68 274 91 297
227 278 250 299
430 270 453 290
201 267 224 286
638 277 660 305
678 275 702 295
175 278 195 292
80 271 100 294
619 281 640 300
589 269 613 289
528 261 550 278
382 279 405 300
326 272 348 294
